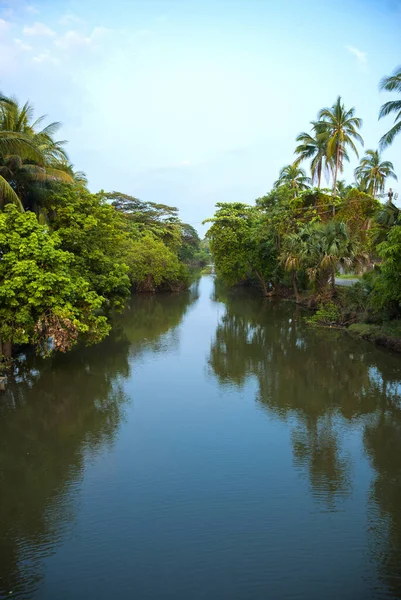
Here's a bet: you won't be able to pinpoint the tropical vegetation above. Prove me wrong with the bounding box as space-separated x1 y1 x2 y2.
205 68 401 346
0 93 205 362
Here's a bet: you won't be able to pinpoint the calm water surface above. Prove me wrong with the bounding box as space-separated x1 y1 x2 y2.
1 276 401 600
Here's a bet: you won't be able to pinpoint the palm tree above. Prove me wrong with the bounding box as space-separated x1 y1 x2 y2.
283 222 367 297
56 160 88 186
379 65 401 149
281 233 306 302
274 164 311 196
0 93 73 211
294 121 331 188
317 97 363 203
336 179 352 198
354 149 397 197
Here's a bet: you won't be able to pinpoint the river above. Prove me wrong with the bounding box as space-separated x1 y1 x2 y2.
1 275 401 600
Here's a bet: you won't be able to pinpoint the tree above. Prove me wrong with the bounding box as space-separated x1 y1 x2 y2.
204 203 278 295
274 164 311 195
125 233 187 292
0 154 73 212
0 205 109 360
354 150 397 197
379 65 401 150
47 186 131 310
372 225 401 316
102 190 183 251
0 93 73 211
281 233 305 302
317 96 363 201
177 223 201 263
281 221 366 298
336 179 352 198
294 121 331 188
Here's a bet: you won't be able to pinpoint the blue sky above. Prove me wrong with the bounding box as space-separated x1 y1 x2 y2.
1 0 401 232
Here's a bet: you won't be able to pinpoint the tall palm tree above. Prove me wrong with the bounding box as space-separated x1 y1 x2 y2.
317 97 363 202
0 93 72 211
274 164 311 196
354 149 397 197
379 65 401 149
294 121 331 188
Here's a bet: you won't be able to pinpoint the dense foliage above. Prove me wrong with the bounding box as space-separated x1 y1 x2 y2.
206 74 401 333
0 94 203 361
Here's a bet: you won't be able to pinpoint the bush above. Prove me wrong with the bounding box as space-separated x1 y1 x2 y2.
306 302 341 327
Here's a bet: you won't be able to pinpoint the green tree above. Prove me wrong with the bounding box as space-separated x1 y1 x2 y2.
126 233 187 292
0 93 73 211
379 65 401 149
354 149 397 197
281 221 366 297
0 205 109 360
204 202 278 295
294 121 331 188
373 225 401 315
274 164 311 196
317 96 363 200
47 186 131 310
103 190 183 251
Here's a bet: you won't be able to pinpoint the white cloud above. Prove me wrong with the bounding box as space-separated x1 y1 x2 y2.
32 52 58 65
23 21 56 37
55 26 108 51
26 5 39 14
59 13 83 26
345 45 368 71
14 37 32 51
0 18 10 34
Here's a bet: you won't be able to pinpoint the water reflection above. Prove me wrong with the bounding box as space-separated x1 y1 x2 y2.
209 283 401 595
0 288 196 599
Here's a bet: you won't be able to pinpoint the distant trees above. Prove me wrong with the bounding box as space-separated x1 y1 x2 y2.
354 150 397 197
0 94 200 362
274 164 311 195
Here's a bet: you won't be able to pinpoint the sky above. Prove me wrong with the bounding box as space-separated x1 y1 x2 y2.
1 0 401 233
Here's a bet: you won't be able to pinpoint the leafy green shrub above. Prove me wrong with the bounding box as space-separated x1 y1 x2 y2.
307 302 341 327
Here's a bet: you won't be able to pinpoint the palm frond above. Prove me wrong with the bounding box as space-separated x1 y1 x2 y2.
0 175 24 211
379 120 401 150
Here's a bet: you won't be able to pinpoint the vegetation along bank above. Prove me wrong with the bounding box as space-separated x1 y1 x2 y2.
1 65 401 366
204 66 401 352
0 93 209 364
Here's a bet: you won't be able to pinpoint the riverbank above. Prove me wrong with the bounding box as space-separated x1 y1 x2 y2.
347 322 401 353
278 283 401 354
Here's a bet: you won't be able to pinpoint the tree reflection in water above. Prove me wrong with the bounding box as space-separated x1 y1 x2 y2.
209 281 401 594
0 286 197 599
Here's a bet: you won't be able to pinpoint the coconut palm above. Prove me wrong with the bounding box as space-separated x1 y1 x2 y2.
274 164 311 196
379 65 401 149
354 149 397 197
294 121 331 188
56 160 88 186
317 97 363 201
0 93 73 211
336 179 352 198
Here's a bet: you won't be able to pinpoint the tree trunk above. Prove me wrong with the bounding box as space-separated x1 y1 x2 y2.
0 338 12 359
317 161 322 189
331 265 336 293
316 269 330 298
333 143 340 216
292 271 300 303
255 270 269 297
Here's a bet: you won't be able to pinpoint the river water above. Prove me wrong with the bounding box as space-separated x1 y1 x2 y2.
1 276 401 600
